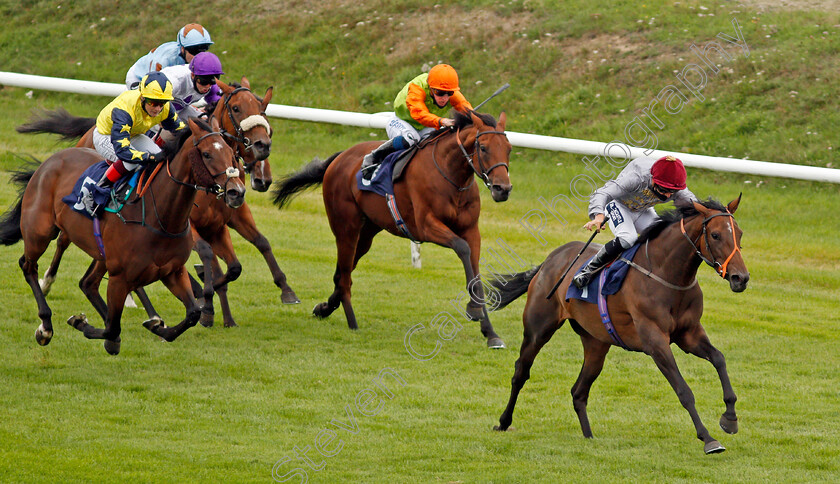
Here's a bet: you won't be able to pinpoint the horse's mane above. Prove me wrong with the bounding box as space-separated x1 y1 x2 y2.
160 121 197 161
453 110 497 130
636 197 728 244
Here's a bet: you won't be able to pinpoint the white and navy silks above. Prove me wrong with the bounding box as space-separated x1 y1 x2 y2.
159 64 221 119
588 156 697 249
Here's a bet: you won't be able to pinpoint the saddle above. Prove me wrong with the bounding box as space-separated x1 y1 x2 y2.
61 161 142 219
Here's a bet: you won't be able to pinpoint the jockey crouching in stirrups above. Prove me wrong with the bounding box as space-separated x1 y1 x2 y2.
156 51 224 142
361 63 474 180
572 155 698 289
83 71 187 217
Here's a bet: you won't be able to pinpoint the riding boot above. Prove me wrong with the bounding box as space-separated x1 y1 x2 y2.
81 170 117 217
572 238 625 289
361 138 397 180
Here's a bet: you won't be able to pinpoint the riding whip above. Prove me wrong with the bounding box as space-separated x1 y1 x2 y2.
474 83 510 111
545 218 608 300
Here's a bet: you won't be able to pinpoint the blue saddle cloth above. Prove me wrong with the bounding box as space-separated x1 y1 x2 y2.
61 161 111 220
565 244 641 303
357 150 404 196
62 161 140 220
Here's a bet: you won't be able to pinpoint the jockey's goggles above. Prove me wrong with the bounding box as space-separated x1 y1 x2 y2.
185 44 211 56
432 89 454 97
195 75 218 86
144 98 167 108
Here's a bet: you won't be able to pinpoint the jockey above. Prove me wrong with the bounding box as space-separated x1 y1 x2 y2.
84 71 187 215
572 155 698 289
124 23 214 89
159 51 224 120
361 64 473 180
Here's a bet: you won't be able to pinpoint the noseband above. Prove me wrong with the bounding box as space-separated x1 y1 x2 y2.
218 86 272 172
680 211 742 279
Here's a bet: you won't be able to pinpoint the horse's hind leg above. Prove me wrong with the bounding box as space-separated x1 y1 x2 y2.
39 231 70 296
209 255 238 328
570 323 611 438
675 325 738 435
495 305 561 431
19 254 55 346
314 219 364 329
228 206 300 304
193 238 217 327
641 325 724 454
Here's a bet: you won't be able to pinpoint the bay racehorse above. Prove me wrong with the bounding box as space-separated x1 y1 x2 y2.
489 197 749 453
272 111 512 348
0 117 245 354
16 78 299 327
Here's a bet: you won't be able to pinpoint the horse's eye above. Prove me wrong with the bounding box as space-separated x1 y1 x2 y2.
202 151 211 160
711 232 720 240
232 106 240 113
480 145 488 153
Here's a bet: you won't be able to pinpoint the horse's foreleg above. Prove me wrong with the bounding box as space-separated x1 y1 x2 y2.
67 275 126 354
641 325 724 454
193 237 217 327
676 326 738 435
39 231 71 296
571 325 611 438
228 206 299 304
146 266 200 342
78 259 109 320
462 226 504 348
210 255 237 328
20 255 55 346
495 309 560 431
132 286 161 321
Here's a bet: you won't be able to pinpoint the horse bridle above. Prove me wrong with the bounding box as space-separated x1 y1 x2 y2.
451 126 509 190
680 211 742 279
218 86 271 173
166 131 241 197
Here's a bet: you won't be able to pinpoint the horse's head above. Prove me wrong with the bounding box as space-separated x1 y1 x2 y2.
214 77 274 192
465 111 513 202
188 117 246 209
689 195 750 292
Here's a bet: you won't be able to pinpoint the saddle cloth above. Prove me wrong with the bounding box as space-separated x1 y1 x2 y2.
356 146 418 196
62 161 139 219
565 244 641 303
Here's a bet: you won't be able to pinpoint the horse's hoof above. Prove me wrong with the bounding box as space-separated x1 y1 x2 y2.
103 338 121 355
199 311 215 328
281 291 301 304
66 314 87 330
704 440 726 454
224 321 239 328
35 324 53 346
492 425 507 432
312 302 329 319
720 415 738 434
487 337 506 349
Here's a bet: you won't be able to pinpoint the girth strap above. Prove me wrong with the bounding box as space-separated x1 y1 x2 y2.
597 270 630 350
386 194 419 243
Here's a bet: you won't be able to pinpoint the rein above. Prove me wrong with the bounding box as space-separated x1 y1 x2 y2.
680 211 741 279
456 126 509 189
165 131 241 197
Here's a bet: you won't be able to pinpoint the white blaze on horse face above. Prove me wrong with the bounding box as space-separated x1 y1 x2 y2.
213 141 224 152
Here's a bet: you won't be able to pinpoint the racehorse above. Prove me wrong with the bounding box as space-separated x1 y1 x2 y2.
488 197 749 454
272 111 513 348
0 117 245 354
16 78 299 327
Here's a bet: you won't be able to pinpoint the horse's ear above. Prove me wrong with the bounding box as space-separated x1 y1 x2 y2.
692 201 711 217
209 116 221 132
240 76 251 89
469 111 482 127
498 111 507 131
262 86 274 109
727 193 742 214
216 80 233 95
187 117 203 137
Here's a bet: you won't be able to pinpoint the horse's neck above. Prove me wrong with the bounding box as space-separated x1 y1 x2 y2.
648 218 704 285
147 146 197 228
433 130 474 186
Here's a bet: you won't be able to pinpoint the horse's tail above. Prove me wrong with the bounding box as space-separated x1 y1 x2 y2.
487 264 543 311
0 161 40 246
272 151 342 209
16 108 95 142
